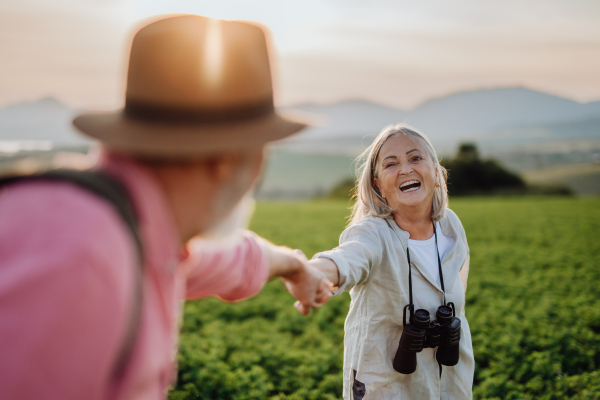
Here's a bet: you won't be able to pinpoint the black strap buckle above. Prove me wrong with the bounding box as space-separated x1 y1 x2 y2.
403 304 414 327
447 302 456 317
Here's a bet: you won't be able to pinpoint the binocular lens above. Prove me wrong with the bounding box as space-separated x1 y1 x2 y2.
436 305 453 324
413 309 430 328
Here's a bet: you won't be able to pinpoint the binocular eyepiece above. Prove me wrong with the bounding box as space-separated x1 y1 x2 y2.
393 303 461 375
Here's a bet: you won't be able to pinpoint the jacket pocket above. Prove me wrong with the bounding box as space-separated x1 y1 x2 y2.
352 369 366 400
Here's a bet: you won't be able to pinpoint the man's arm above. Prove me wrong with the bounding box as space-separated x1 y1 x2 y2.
184 231 331 314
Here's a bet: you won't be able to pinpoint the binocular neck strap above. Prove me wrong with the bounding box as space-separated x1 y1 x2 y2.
406 241 414 308
433 221 447 305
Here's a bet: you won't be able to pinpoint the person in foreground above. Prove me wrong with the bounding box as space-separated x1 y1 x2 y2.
0 15 331 399
310 124 474 399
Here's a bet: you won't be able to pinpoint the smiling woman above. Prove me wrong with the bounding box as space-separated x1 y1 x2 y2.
309 124 473 399
351 124 448 228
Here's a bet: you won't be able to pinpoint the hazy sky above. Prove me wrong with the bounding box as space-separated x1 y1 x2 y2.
1 0 599 110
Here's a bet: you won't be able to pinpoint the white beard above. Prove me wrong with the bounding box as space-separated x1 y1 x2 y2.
188 191 256 252
188 155 260 250
204 192 255 240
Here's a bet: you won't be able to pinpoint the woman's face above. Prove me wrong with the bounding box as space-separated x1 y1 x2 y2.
373 134 437 213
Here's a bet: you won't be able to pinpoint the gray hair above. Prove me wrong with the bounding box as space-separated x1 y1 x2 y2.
349 123 448 226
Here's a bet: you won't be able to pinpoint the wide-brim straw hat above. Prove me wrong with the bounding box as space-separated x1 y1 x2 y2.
73 15 308 157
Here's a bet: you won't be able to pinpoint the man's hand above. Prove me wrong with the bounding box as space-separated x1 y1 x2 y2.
260 240 333 315
281 250 333 315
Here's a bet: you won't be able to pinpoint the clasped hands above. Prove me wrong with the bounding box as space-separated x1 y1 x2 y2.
282 249 334 315
262 240 334 315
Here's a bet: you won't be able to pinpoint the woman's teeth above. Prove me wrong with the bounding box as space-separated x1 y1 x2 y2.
400 180 421 192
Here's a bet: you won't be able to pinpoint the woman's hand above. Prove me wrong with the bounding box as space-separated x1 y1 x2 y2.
261 240 333 315
280 250 333 315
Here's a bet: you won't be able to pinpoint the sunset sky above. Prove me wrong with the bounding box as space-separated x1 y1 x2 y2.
1 0 599 110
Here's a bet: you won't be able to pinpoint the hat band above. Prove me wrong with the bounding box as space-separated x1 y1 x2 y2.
124 98 275 123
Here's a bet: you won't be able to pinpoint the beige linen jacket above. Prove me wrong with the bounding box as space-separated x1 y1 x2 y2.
315 209 474 400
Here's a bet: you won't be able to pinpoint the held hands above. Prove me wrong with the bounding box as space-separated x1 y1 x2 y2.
261 238 333 315
281 249 333 315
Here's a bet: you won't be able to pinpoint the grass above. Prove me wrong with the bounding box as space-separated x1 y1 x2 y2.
169 197 600 400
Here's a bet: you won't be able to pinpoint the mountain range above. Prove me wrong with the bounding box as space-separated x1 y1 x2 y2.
0 97 89 147
1 87 599 156
278 87 600 155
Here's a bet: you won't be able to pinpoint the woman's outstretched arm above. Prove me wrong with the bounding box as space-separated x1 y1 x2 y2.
310 220 383 295
309 258 340 287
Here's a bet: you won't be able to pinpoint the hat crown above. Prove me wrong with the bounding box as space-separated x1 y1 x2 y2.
126 15 273 111
72 14 307 157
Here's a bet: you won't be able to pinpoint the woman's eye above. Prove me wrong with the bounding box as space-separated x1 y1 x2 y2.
412 156 422 162
384 163 396 169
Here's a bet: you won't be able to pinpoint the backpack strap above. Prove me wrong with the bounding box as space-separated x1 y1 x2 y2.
0 169 144 383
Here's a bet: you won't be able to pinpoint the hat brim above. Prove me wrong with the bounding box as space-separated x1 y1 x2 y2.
73 109 308 157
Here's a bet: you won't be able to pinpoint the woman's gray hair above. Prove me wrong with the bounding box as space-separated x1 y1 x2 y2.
349 123 448 226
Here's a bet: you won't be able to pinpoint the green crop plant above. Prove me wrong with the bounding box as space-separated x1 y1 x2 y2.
170 197 600 400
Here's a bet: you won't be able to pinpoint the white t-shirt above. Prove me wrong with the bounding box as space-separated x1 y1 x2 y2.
407 222 454 284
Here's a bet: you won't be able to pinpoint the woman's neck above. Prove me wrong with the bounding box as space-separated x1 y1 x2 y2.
393 206 433 240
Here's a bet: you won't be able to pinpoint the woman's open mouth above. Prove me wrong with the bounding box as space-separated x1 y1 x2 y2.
400 180 421 193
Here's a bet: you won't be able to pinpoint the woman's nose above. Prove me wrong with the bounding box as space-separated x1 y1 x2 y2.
398 162 413 175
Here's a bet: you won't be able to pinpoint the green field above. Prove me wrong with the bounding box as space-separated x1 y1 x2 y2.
170 197 600 400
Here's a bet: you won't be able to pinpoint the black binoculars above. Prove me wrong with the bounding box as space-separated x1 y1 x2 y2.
393 303 461 375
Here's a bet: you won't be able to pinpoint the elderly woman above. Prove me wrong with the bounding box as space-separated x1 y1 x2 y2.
310 124 474 399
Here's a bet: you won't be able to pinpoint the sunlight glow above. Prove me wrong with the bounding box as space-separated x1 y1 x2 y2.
204 18 223 88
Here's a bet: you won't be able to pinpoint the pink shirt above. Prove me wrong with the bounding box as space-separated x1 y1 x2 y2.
0 152 269 399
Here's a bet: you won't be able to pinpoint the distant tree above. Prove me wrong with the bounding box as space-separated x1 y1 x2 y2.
443 143 526 195
327 143 571 199
328 177 356 200
456 143 479 162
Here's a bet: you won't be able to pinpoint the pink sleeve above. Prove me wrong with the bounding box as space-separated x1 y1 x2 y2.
184 231 269 301
0 182 135 400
